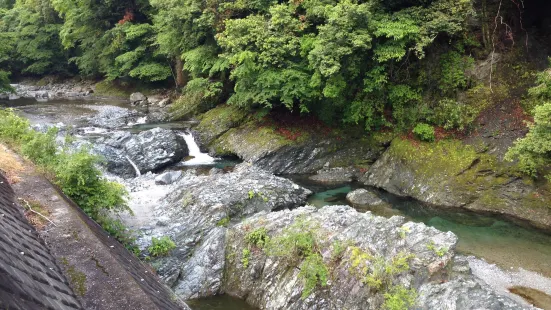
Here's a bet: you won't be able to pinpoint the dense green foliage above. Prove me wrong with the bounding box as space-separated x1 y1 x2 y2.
0 0 483 132
0 108 134 248
505 103 551 180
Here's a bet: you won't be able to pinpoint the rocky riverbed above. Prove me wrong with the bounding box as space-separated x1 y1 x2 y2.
2 88 550 309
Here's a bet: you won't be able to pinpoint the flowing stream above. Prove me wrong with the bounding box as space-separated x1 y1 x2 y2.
3 97 551 309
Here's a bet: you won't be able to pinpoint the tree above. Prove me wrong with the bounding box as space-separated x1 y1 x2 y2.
505 103 551 180
1 0 67 75
52 0 170 82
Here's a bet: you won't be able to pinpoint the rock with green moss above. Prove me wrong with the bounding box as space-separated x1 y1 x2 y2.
222 205 526 309
363 138 551 230
200 117 388 174
195 105 248 146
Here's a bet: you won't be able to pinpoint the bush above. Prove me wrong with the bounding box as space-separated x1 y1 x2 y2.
262 219 328 299
54 149 129 218
413 123 435 142
0 109 134 249
148 236 176 257
20 128 58 167
0 108 31 145
505 102 551 180
383 285 417 310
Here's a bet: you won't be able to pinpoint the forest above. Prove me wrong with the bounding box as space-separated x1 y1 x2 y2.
0 0 550 179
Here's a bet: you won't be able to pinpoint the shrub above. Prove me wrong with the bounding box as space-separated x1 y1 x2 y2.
148 236 176 257
245 227 269 248
0 108 31 145
0 109 134 249
413 123 435 142
383 285 417 310
298 253 329 299
54 149 129 219
20 128 58 167
505 102 551 180
262 219 328 299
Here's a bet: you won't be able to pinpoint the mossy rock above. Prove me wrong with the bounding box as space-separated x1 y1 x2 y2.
366 138 551 229
195 105 248 146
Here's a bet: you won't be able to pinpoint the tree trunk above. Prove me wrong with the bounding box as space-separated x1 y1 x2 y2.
175 57 187 88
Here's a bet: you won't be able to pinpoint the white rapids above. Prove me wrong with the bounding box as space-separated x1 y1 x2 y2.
180 132 217 166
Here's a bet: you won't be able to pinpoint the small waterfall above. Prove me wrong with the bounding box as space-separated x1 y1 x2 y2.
180 132 216 165
125 155 142 177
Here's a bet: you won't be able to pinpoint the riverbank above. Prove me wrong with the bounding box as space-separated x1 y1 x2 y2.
2 89 551 309
0 144 187 309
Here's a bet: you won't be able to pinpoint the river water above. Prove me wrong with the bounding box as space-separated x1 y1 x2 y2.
2 97 551 309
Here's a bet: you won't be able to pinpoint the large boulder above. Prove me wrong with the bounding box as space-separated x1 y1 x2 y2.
363 138 551 230
94 128 188 177
133 163 312 299
346 188 385 207
130 92 148 105
222 205 527 309
309 166 361 184
124 128 188 174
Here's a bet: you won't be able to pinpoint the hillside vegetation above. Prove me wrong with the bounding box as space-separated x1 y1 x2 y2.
0 0 550 179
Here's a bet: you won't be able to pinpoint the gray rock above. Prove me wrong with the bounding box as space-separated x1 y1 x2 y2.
88 106 142 129
363 138 551 230
173 227 226 299
155 171 183 185
222 205 527 310
418 277 529 310
130 92 147 105
93 144 136 177
136 163 312 299
124 128 188 174
158 98 171 107
346 188 385 206
94 128 187 177
309 167 361 184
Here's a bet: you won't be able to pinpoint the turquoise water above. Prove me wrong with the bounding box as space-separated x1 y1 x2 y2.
296 180 551 277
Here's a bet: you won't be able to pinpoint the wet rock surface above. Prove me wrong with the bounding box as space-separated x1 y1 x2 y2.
309 166 361 184
87 105 144 129
363 138 551 230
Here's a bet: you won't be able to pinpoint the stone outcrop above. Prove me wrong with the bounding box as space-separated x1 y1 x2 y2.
363 138 551 230
222 205 527 309
309 166 362 184
87 105 145 129
134 163 312 299
130 92 148 106
194 106 388 174
94 128 188 177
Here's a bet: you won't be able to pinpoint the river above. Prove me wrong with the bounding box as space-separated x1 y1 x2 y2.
2 97 551 309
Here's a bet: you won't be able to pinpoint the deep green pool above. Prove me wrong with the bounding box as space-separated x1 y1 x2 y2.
300 180 551 277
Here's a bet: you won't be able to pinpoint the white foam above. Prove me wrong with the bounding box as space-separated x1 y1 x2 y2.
180 132 216 166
